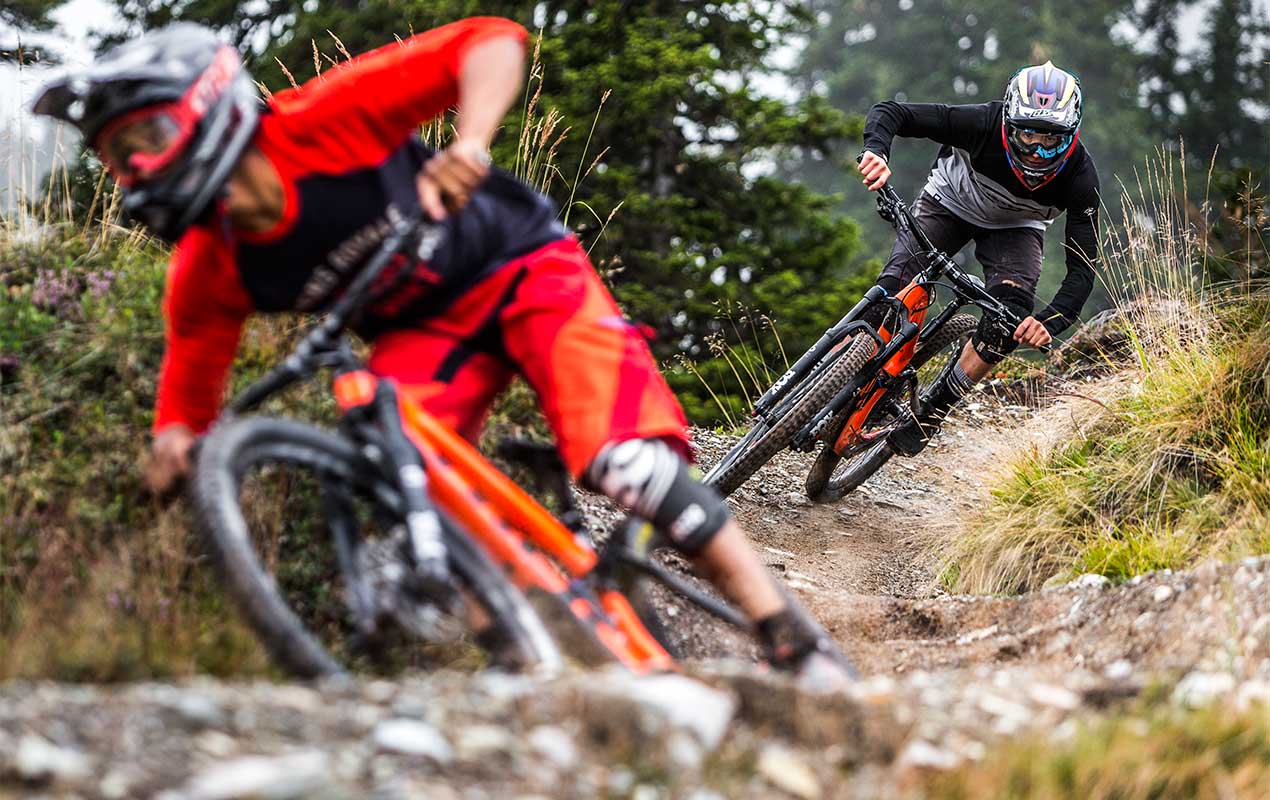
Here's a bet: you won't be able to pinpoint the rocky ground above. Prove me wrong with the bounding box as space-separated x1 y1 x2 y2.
3 371 1268 799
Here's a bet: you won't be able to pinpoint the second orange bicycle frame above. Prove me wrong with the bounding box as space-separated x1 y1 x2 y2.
831 281 932 455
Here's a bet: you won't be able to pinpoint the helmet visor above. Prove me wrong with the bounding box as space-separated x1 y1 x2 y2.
95 104 196 186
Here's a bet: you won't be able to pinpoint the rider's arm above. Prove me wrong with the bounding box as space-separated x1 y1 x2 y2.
1036 170 1101 336
275 17 528 150
153 231 253 436
862 101 995 161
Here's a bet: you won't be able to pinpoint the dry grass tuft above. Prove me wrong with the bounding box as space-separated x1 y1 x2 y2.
941 152 1269 594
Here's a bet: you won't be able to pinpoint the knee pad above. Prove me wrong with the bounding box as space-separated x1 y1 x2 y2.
584 438 730 554
971 282 1034 365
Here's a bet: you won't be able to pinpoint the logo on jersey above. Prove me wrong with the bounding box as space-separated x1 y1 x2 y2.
295 203 406 310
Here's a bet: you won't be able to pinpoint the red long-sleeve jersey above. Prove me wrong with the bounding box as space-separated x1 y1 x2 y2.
154 17 565 434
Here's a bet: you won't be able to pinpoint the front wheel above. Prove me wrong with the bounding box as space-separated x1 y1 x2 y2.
190 417 562 678
806 313 979 502
705 335 877 497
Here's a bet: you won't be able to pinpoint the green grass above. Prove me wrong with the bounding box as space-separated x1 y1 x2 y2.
940 151 1269 595
925 700 1270 800
943 291 1270 594
0 224 280 679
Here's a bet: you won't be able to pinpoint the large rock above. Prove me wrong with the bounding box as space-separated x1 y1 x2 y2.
704 667 900 758
10 735 93 785
164 751 333 800
567 670 737 758
371 719 454 764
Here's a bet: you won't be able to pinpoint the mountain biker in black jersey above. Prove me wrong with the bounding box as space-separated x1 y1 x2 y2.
856 61 1101 455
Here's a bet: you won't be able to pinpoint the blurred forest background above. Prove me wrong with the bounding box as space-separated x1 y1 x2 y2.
2 0 1267 421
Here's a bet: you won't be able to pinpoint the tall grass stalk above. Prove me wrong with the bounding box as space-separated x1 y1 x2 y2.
681 303 792 426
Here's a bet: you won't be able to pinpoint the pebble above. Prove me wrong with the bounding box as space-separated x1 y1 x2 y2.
173 751 330 800
456 724 515 761
527 726 578 771
372 719 454 764
896 739 960 770
13 735 92 784
757 744 822 799
168 692 228 730
195 730 239 758
607 766 635 795
1071 573 1111 589
98 767 139 800
1173 671 1237 708
1152 585 1174 603
1104 660 1134 680
1027 683 1081 711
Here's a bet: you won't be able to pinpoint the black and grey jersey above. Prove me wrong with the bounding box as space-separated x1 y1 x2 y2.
862 100 1101 335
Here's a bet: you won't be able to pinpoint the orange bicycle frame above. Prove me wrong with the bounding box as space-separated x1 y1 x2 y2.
332 370 673 673
831 280 932 455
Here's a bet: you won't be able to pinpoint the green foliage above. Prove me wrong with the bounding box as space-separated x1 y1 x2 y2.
1137 0 1269 173
0 225 275 678
926 700 1270 800
944 292 1270 594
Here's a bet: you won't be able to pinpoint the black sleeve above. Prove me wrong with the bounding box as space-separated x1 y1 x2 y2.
862 101 996 161
1036 165 1101 336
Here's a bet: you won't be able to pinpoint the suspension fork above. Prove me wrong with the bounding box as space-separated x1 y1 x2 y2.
753 285 891 418
365 380 451 586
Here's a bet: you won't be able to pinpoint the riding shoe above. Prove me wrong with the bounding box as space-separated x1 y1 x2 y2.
888 362 976 457
759 605 859 690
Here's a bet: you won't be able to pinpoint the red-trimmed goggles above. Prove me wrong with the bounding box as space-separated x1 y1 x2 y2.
93 46 239 186
95 104 195 186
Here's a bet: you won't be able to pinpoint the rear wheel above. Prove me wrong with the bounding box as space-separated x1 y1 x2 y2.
190 417 562 678
806 313 979 502
704 335 877 497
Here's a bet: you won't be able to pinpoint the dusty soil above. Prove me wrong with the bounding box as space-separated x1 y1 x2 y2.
664 377 1134 671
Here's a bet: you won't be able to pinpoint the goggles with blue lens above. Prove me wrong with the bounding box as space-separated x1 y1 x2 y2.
1007 125 1073 161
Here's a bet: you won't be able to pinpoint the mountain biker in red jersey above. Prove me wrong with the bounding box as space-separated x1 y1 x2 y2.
33 18 852 682
857 62 1100 455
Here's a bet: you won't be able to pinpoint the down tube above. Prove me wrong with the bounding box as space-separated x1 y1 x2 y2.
832 284 931 454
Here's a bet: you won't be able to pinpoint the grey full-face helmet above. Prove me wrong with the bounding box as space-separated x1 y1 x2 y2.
33 23 260 241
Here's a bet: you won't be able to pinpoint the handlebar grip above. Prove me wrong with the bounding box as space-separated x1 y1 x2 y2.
989 307 1054 356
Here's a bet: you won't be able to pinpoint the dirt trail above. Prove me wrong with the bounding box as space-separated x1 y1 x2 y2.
685 377 1267 681
4 379 1269 799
